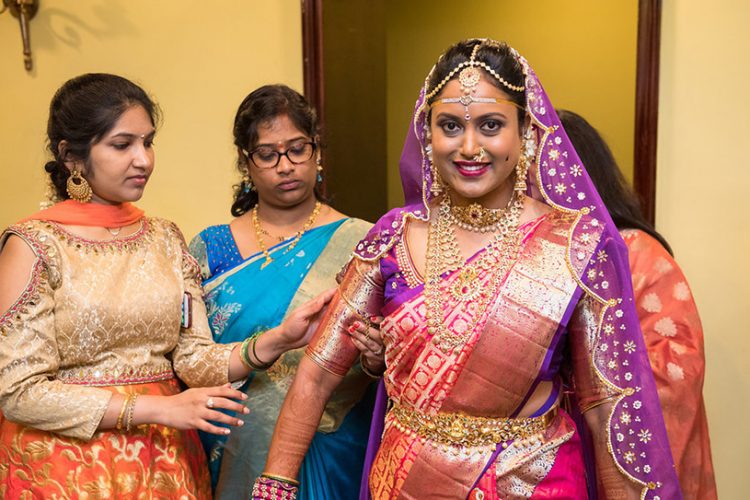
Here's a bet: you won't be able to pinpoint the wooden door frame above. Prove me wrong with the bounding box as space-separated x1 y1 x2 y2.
301 0 662 222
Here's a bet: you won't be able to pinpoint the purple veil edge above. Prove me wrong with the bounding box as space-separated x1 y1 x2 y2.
355 41 681 500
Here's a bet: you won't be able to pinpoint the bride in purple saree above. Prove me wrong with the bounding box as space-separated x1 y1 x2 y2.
252 39 681 500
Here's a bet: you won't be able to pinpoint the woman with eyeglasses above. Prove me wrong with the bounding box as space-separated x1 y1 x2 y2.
188 84 382 499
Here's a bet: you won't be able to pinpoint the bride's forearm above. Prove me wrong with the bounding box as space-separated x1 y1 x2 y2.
263 355 343 478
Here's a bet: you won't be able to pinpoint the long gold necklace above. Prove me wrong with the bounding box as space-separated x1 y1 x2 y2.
252 201 322 269
424 193 524 353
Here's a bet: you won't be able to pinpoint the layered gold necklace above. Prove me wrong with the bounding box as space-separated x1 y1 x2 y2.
252 201 322 269
424 193 524 353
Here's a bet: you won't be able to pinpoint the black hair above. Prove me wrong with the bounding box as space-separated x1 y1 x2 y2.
230 84 324 217
557 109 673 255
45 73 160 200
427 39 526 128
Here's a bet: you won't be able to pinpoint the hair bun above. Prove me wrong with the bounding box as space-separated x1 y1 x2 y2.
44 160 59 173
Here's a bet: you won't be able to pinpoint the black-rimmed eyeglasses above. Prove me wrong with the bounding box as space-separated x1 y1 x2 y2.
244 141 317 169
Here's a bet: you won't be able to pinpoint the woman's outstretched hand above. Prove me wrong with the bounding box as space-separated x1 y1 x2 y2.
278 288 337 350
159 383 249 435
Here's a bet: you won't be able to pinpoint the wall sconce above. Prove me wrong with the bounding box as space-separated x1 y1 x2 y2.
1 0 39 71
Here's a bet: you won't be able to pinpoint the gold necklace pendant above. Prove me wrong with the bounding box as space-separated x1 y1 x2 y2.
253 201 323 269
424 193 524 353
450 266 483 302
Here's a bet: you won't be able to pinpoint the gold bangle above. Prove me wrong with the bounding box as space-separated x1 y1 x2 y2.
116 394 131 431
125 394 139 432
360 353 384 379
261 472 300 486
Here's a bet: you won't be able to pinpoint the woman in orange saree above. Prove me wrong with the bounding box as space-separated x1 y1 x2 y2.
559 109 717 499
251 39 682 499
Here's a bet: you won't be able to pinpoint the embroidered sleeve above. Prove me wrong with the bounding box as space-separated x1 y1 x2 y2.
0 226 112 441
165 222 237 387
569 230 681 499
306 257 385 376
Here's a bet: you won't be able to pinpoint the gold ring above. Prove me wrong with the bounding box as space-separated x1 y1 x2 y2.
206 397 215 409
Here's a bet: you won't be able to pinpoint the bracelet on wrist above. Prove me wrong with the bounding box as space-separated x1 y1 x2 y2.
252 474 299 500
124 394 139 432
116 394 132 431
240 333 276 371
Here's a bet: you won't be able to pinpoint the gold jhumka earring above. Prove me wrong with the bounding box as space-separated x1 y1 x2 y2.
66 167 92 202
242 173 255 193
515 127 536 194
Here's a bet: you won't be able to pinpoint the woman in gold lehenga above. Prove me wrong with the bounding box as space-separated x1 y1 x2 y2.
0 73 330 498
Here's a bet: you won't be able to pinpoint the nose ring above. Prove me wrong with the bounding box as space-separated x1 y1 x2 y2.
473 147 486 162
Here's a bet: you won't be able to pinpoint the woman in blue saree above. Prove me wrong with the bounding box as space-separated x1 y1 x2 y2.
189 85 381 499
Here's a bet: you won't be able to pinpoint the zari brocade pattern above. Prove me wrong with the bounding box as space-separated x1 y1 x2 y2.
307 212 646 498
0 218 235 441
0 379 211 499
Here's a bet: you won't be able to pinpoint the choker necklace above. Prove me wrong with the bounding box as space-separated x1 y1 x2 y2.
252 201 322 269
424 192 524 353
447 202 508 233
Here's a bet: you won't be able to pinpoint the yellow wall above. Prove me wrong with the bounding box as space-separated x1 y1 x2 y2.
657 1 750 497
0 0 302 239
385 0 638 206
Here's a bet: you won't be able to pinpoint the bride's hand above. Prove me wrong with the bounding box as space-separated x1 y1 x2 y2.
277 288 336 350
348 316 385 375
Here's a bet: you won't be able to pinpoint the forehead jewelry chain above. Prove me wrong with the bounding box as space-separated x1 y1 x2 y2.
457 45 482 120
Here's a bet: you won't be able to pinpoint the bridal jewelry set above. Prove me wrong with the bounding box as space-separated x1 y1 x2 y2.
425 192 525 354
422 43 536 353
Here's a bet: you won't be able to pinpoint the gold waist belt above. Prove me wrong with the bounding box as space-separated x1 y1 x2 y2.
390 403 556 448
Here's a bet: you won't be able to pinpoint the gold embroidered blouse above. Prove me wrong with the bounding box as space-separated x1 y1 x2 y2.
0 218 236 441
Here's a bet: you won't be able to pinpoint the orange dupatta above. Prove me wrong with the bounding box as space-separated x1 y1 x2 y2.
21 200 144 227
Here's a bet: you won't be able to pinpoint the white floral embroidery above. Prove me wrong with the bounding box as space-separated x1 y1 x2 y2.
654 317 677 338
667 362 685 381
638 429 653 444
641 292 662 313
654 257 673 274
670 342 688 355
673 281 691 301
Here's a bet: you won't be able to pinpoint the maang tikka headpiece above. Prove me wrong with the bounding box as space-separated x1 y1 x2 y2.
426 42 525 121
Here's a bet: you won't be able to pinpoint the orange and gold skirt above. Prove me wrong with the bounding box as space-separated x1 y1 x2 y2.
0 378 210 499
